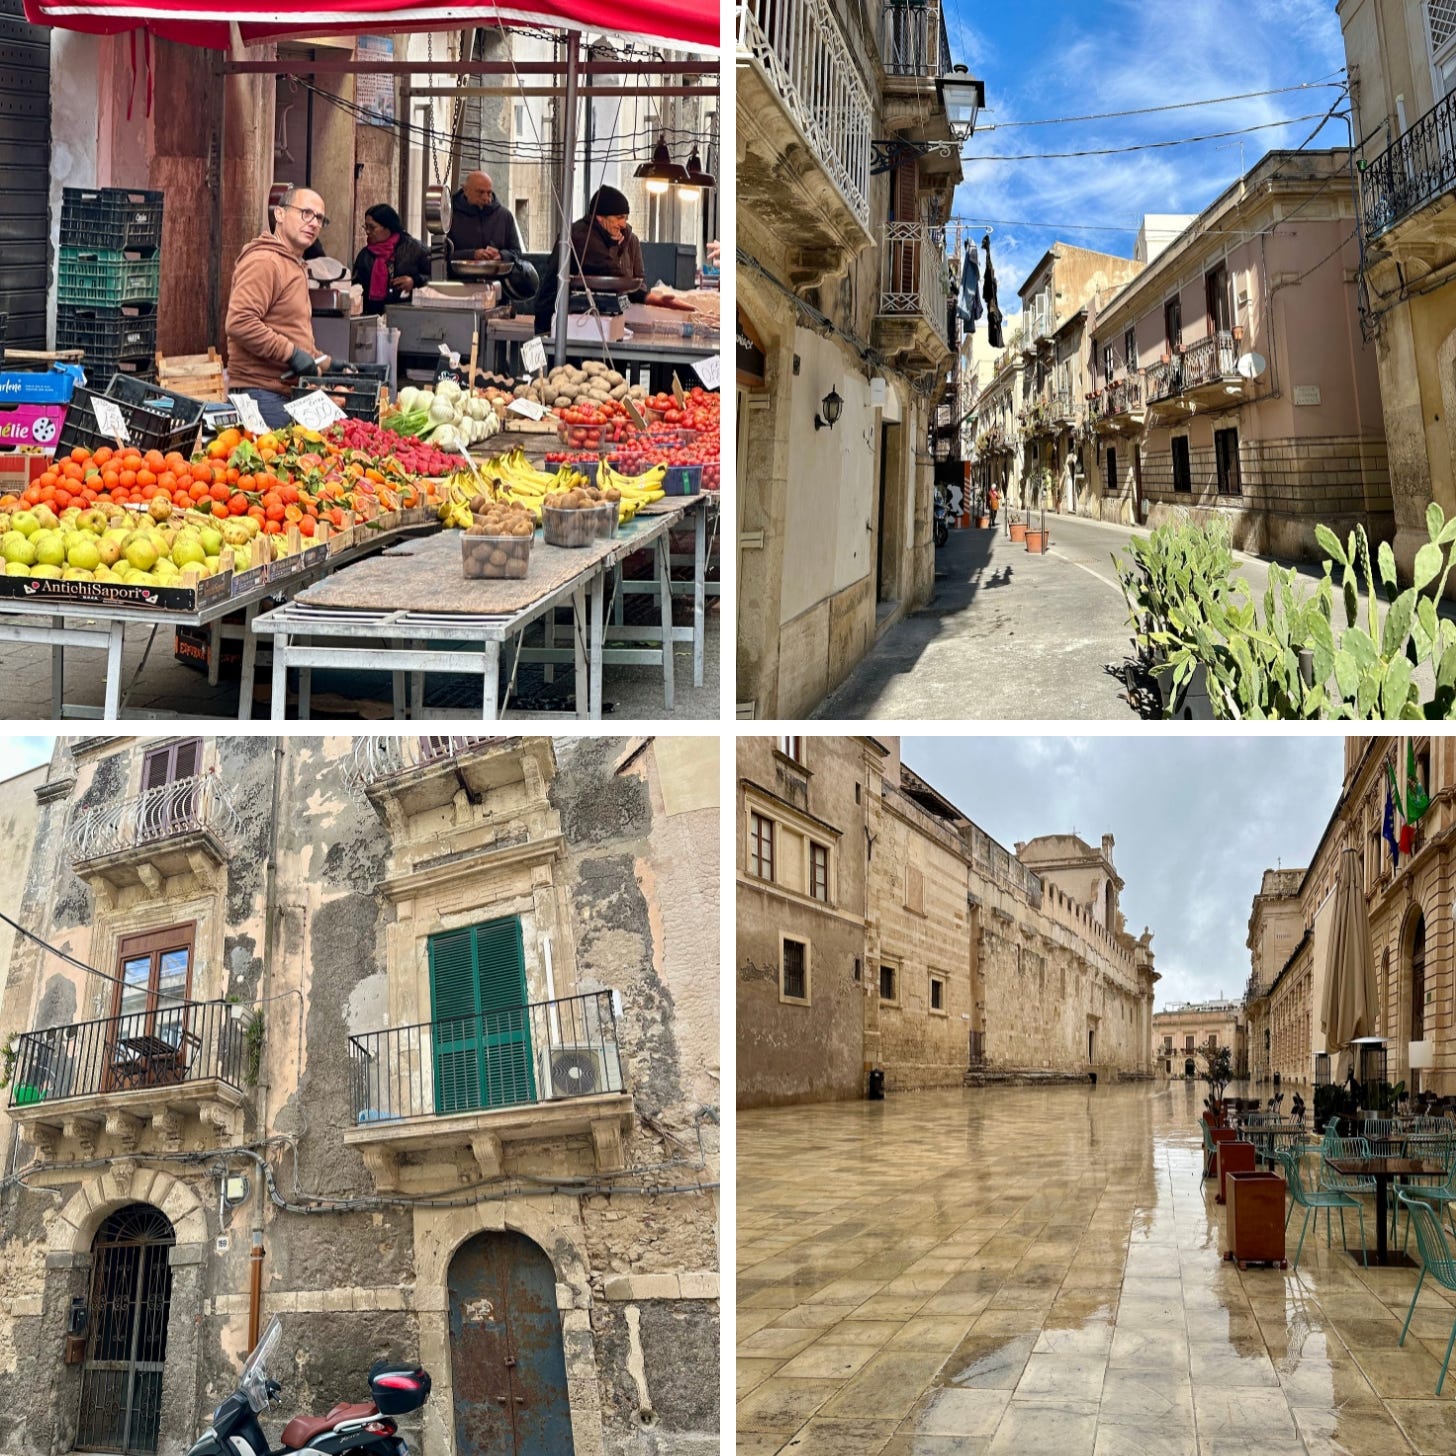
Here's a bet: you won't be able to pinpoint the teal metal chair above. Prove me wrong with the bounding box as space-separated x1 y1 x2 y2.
1397 1141 1456 1251
1320 1134 1376 1195
1397 1191 1456 1394
1277 1147 1367 1270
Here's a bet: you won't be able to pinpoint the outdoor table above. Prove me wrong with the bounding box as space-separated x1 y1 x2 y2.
1235 1119 1306 1164
1328 1156 1444 1267
250 504 699 719
111 1031 198 1090
0 525 428 719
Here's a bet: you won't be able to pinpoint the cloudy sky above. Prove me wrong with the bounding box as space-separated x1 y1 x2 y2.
944 0 1349 311
902 735 1346 1010
0 738 54 781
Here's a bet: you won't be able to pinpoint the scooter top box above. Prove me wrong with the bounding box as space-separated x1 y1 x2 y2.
367 1363 430 1415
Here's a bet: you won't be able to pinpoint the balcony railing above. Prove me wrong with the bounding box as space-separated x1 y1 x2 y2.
1363 88 1456 239
348 991 626 1125
345 735 508 788
1181 331 1239 389
879 221 950 346
736 0 873 230
1147 355 1185 402
1098 375 1145 419
881 0 952 80
67 774 242 862
1050 389 1077 423
7 1000 247 1108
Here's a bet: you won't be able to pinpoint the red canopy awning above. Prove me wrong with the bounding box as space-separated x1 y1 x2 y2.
22 0 717 54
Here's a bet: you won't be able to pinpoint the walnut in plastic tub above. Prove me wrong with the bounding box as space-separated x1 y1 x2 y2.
461 532 533 579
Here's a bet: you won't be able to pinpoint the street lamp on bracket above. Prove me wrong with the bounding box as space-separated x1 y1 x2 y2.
871 70 985 175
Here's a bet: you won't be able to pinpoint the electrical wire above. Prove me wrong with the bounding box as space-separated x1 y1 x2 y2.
964 111 1340 162
983 77 1348 130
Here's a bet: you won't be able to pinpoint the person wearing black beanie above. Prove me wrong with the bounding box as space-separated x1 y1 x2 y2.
531 183 649 331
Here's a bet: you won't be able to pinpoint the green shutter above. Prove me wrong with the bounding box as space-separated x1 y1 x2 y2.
429 919 534 1114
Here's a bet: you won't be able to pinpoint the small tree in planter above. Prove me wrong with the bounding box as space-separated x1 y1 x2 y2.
1196 1038 1235 1114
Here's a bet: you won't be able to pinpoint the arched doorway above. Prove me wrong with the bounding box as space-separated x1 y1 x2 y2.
77 1204 175 1454
447 1231 574 1456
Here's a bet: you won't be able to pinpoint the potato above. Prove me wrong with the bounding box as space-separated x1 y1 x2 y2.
581 360 606 376
609 383 628 400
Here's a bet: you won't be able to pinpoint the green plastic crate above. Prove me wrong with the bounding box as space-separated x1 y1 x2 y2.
57 246 161 307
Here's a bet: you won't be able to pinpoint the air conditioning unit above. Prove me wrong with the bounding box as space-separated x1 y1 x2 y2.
544 1043 624 1099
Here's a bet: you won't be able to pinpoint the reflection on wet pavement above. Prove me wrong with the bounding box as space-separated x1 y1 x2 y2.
737 1081 1456 1454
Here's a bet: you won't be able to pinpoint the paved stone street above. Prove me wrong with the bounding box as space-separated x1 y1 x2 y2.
738 1081 1456 1455
813 516 1445 721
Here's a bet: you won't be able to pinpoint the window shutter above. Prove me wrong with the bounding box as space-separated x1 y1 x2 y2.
171 739 200 782
430 928 482 1114
473 918 535 1107
141 747 171 794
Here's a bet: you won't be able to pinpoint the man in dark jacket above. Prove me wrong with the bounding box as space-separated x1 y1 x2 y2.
448 171 524 259
532 185 648 332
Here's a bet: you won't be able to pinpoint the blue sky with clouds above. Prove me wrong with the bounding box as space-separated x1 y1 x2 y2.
1 737 54 781
902 735 1346 1012
943 0 1349 310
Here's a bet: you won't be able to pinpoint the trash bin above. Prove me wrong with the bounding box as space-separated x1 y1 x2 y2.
867 1068 885 1100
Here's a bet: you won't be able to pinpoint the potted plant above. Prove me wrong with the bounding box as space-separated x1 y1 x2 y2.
1025 505 1049 553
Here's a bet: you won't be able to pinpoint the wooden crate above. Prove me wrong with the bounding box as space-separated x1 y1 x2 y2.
156 347 227 403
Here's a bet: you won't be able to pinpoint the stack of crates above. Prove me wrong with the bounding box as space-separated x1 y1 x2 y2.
56 187 164 384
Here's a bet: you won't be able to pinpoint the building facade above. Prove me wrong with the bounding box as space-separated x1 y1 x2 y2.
737 736 1160 1107
1339 0 1456 579
736 0 968 717
1242 867 1307 1084
1152 1000 1248 1080
1088 151 1389 558
1255 735 1454 1097
0 735 719 1456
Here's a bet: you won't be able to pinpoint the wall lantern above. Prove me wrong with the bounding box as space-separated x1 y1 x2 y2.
633 134 690 195
814 387 844 431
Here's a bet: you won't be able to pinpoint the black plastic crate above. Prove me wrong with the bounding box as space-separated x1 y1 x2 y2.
77 358 158 390
60 187 164 251
56 378 204 458
57 301 158 364
0 312 7 347
289 371 384 422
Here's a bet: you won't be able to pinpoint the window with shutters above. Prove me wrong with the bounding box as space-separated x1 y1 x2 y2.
1124 325 1136 375
749 812 774 882
809 842 829 903
138 739 202 840
428 918 536 1114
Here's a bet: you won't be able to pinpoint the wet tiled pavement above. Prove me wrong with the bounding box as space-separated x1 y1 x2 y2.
737 1082 1456 1454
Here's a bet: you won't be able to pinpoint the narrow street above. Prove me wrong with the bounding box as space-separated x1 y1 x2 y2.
814 515 1436 721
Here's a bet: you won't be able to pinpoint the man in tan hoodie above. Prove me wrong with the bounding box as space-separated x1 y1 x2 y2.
226 186 331 428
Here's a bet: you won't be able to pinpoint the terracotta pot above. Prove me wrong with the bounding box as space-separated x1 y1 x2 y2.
1024 529 1047 553
977 514 990 528
1216 1139 1257 1205
1009 522 1027 542
1224 1170 1288 1268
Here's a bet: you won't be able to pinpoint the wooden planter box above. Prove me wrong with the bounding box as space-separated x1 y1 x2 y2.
1223 1170 1288 1268
1206 1124 1237 1179
1216 1139 1257 1204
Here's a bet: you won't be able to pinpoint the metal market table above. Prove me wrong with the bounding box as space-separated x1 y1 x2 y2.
249 497 709 720
0 528 423 719
484 316 718 389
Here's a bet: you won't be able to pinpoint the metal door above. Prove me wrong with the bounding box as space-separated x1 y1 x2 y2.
448 1231 574 1456
77 1205 175 1455
0 0 51 346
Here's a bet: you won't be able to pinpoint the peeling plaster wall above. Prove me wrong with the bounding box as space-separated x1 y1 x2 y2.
0 736 718 1456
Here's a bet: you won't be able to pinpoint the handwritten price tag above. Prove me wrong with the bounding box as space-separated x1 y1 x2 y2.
521 336 547 375
507 397 547 421
91 397 130 442
692 355 721 390
284 390 347 430
229 393 269 436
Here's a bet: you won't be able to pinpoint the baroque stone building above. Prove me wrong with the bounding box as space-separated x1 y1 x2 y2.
1151 1001 1248 1080
737 736 1159 1107
1246 735 1453 1096
0 736 719 1456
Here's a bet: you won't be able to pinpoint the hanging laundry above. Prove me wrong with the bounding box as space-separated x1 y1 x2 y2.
982 235 1004 348
956 243 982 330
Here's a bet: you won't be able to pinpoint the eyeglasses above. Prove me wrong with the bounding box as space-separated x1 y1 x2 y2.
280 204 331 229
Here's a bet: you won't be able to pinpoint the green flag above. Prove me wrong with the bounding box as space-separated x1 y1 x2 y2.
1407 739 1431 823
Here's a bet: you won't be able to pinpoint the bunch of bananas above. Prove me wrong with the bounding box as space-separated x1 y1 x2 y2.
479 450 593 523
598 460 667 514
435 477 477 530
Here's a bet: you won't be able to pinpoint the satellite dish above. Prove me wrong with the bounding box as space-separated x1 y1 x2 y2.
1236 351 1267 380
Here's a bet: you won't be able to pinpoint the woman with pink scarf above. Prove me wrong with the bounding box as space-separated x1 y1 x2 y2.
351 205 431 316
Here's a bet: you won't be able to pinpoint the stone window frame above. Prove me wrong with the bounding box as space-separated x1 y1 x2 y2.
809 840 831 904
780 933 811 1006
742 790 840 909
927 969 948 1017
748 809 775 883
878 958 901 1008
88 888 227 1025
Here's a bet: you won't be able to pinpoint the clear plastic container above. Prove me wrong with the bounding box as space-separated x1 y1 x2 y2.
461 532 533 578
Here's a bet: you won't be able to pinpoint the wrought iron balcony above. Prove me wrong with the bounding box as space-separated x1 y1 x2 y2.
1180 331 1240 390
736 0 873 232
1095 375 1146 428
1147 355 1185 402
344 992 633 1186
66 774 242 891
1362 88 1456 240
345 735 510 788
6 1000 250 1158
1050 389 1078 426
881 0 952 80
876 221 950 356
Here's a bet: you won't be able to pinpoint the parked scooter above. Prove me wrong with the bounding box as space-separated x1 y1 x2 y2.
933 485 950 548
185 1316 430 1456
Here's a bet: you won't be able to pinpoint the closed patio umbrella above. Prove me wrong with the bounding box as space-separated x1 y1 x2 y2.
1321 846 1379 1079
